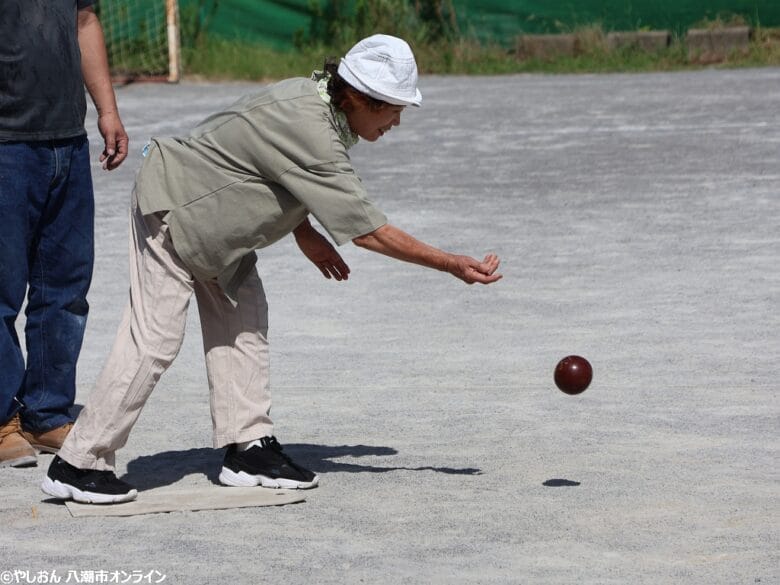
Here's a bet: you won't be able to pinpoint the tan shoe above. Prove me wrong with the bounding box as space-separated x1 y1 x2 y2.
21 422 73 454
0 414 37 468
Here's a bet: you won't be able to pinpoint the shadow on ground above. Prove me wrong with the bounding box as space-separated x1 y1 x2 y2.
123 444 482 491
542 478 581 487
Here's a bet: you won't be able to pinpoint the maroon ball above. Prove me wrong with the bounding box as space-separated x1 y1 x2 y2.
554 355 592 395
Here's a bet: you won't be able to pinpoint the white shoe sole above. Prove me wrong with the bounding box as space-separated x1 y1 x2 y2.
41 476 138 504
218 467 319 490
29 443 60 455
0 454 37 468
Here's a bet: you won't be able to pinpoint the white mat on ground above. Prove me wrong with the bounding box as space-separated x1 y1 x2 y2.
65 487 306 517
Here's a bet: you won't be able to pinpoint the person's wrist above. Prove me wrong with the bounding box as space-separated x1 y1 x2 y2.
441 254 455 274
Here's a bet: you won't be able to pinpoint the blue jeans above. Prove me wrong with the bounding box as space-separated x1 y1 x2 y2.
0 137 94 431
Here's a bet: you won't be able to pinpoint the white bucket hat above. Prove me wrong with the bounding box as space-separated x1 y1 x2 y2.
337 34 423 107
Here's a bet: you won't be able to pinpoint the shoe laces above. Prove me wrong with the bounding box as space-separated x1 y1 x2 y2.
259 436 292 462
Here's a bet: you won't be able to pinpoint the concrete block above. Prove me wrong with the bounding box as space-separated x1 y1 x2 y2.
517 34 576 60
686 26 751 60
607 31 670 52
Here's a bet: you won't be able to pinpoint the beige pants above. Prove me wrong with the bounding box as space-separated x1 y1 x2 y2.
59 195 273 470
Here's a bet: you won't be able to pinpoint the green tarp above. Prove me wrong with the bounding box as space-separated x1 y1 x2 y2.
174 1 780 49
452 0 779 43
179 0 311 49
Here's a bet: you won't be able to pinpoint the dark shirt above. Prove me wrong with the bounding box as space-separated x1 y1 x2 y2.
0 0 95 141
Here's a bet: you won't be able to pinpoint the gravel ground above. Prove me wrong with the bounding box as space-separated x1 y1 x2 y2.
2 68 778 585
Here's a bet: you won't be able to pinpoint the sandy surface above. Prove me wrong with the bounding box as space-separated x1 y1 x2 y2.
2 68 778 584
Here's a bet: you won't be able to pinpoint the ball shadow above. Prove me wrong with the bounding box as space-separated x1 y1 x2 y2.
543 478 581 487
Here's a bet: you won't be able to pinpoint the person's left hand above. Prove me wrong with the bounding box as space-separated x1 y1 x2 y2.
295 226 351 281
97 112 129 170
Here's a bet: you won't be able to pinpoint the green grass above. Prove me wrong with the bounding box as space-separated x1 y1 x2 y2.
182 39 321 81
181 27 780 81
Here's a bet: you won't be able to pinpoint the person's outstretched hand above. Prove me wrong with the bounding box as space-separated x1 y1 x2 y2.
446 253 502 284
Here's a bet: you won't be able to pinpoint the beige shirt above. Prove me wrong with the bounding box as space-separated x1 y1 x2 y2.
135 77 387 300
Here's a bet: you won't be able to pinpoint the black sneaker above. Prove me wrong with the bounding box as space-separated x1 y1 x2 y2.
219 436 319 489
41 455 138 504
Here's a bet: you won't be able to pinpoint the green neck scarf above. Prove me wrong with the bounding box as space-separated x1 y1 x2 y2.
311 70 359 150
